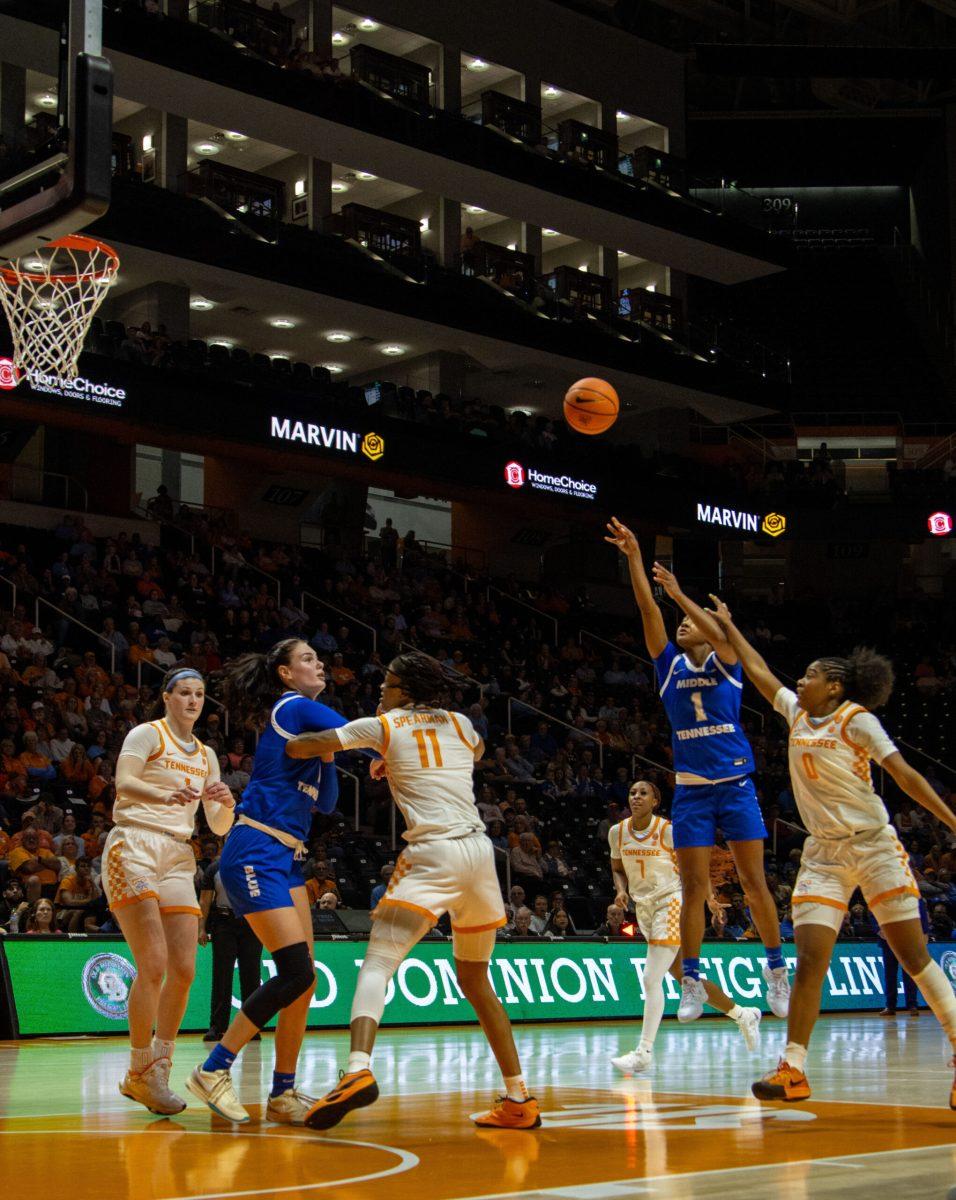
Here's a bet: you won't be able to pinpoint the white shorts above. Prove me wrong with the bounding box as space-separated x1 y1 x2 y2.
102 824 200 916
377 834 506 937
792 825 920 933
633 892 682 948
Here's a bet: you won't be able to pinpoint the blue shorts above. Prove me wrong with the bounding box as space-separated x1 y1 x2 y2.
671 777 767 848
219 823 306 916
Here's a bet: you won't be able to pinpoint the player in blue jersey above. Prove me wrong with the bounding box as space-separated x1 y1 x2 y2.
186 637 346 1125
605 518 790 1022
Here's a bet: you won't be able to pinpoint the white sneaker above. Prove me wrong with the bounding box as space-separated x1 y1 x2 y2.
734 1006 762 1051
763 965 791 1018
119 1057 187 1115
610 1046 654 1075
677 976 706 1023
265 1087 318 1125
185 1065 250 1123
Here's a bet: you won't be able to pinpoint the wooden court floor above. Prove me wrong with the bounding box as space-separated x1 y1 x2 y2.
1 1014 954 1200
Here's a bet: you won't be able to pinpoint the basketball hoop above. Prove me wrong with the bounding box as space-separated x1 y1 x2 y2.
0 234 119 379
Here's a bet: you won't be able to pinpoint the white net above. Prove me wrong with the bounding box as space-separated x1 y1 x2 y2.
0 234 119 380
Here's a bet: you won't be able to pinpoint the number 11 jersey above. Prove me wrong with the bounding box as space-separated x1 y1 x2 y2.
654 642 755 785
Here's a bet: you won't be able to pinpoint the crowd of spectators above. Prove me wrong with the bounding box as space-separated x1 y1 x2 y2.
0 503 954 947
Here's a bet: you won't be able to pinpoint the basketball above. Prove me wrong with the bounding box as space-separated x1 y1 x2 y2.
564 377 619 435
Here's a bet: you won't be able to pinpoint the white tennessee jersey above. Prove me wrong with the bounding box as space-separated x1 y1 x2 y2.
609 815 680 907
774 687 898 840
116 719 230 838
334 707 486 844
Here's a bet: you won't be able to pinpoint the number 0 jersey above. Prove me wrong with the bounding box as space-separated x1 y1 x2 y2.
774 687 898 840
654 642 755 785
334 706 485 844
608 815 681 907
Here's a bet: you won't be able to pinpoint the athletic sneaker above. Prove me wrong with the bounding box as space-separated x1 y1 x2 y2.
610 1046 654 1075
677 976 706 1022
751 1059 811 1102
735 1006 762 1052
185 1065 250 1123
763 966 791 1018
304 1069 379 1130
473 1096 542 1129
119 1058 187 1115
266 1087 319 1126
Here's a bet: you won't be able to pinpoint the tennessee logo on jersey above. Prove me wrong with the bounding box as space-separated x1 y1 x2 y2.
653 642 754 783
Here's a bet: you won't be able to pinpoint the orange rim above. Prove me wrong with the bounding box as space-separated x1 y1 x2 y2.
0 235 119 287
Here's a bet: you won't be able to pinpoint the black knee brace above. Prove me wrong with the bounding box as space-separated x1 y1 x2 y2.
240 941 314 1029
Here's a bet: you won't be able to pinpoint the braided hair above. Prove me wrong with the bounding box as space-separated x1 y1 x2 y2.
388 651 456 707
815 647 894 710
221 638 307 723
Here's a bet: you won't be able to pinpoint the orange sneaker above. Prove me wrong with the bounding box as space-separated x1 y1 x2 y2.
473 1096 542 1129
752 1060 811 1102
304 1069 379 1130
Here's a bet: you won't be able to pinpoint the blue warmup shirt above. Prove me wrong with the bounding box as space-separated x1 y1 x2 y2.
236 691 346 841
653 642 755 783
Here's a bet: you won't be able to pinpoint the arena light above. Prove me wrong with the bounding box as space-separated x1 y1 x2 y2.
331 31 350 45
380 344 406 356
209 338 235 348
321 363 346 374
358 18 380 31
331 180 349 193
465 205 486 215
223 130 248 142
543 85 562 98
355 171 377 181
270 318 296 329
194 141 221 156
294 179 306 197
141 133 153 152
616 110 632 121
326 331 352 343
507 242 517 250
36 91 58 109
420 217 430 233
467 58 490 72
190 297 215 311
542 228 559 237
617 250 628 258
646 284 656 292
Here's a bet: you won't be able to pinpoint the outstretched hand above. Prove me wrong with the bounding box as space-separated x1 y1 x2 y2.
604 516 639 558
707 594 733 631
651 561 681 599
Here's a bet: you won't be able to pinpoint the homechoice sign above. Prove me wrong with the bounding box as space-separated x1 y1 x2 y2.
0 357 126 407
504 460 598 501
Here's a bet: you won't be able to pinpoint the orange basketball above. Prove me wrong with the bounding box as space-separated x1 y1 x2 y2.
563 377 619 435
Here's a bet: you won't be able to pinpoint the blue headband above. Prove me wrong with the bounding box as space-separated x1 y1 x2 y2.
165 669 204 689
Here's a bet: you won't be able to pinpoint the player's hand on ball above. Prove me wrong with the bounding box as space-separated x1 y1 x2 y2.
204 781 235 807
652 562 680 597
370 759 388 781
604 516 639 557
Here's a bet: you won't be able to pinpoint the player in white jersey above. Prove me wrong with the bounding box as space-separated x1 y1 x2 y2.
105 667 235 1115
285 651 539 1132
609 780 762 1074
709 597 956 1108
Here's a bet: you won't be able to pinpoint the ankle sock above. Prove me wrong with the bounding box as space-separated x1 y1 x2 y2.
765 946 785 972
151 1037 175 1063
682 957 700 981
130 1046 152 1073
728 1004 744 1020
271 1070 295 1098
503 1073 529 1102
203 1042 237 1074
783 1041 807 1072
347 1051 371 1074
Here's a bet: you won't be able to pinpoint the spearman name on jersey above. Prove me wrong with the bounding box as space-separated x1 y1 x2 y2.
654 642 755 785
237 691 347 841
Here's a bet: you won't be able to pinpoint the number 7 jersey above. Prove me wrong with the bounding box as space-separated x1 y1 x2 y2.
654 642 755 784
333 706 486 844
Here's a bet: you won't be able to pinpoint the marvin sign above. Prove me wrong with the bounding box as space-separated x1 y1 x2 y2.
697 503 787 538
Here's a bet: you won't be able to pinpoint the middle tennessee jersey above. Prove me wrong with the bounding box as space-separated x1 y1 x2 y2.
237 692 346 841
654 642 754 784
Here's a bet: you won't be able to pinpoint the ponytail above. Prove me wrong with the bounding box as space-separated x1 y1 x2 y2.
817 647 895 710
221 638 305 723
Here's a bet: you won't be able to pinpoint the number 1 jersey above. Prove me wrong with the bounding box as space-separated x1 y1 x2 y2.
654 642 754 785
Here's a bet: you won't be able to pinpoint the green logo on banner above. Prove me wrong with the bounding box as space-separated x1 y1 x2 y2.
81 952 137 1020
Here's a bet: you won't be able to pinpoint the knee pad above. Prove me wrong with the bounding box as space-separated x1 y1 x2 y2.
241 941 314 1029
